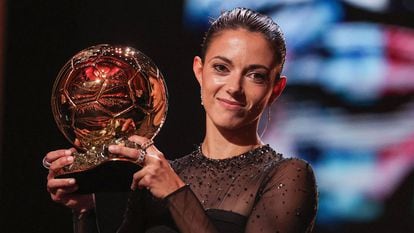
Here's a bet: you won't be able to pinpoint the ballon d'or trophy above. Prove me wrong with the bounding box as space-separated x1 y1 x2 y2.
51 44 168 193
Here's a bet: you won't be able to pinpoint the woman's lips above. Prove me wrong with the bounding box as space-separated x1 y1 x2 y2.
217 97 245 110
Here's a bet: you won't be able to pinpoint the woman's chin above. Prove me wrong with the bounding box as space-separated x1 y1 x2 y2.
214 119 257 133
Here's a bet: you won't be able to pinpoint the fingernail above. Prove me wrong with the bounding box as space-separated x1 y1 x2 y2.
68 179 75 184
67 156 74 162
108 145 117 152
64 150 72 156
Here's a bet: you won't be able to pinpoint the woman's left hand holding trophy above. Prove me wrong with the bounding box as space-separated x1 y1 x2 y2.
45 148 95 215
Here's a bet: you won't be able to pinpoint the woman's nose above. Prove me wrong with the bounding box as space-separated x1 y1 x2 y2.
225 73 243 95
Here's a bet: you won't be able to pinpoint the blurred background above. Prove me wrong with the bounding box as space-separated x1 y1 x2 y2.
0 0 413 232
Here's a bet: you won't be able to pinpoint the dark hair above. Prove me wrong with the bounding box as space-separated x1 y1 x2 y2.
201 8 287 73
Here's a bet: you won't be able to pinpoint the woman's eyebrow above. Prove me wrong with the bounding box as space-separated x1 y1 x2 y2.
208 56 232 65
209 56 270 71
245 64 270 72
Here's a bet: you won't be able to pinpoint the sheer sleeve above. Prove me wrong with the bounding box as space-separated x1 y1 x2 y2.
73 210 99 233
116 185 220 233
117 190 146 233
165 185 219 233
117 149 317 233
245 158 318 233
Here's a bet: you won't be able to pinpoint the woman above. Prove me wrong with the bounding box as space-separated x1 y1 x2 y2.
45 7 318 233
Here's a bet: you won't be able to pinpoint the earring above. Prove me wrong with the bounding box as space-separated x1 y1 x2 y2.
259 106 271 138
200 88 203 106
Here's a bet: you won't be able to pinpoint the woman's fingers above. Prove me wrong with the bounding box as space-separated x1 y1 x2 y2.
45 148 96 213
109 135 184 198
108 136 163 165
127 135 164 162
55 185 79 196
108 144 140 160
131 167 148 190
127 135 148 144
48 178 79 203
52 193 94 212
128 135 161 155
47 177 95 212
47 178 76 191
45 149 72 164
130 160 169 190
49 156 74 174
45 148 76 177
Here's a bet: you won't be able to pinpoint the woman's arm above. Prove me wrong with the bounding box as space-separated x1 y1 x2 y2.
73 209 99 233
109 136 219 233
165 185 219 233
117 190 146 233
245 158 318 233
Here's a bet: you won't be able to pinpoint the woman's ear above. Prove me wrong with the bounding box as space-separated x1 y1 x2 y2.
193 56 203 87
268 76 287 105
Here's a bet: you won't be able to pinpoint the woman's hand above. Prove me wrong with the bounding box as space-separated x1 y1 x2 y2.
45 148 95 214
108 135 185 199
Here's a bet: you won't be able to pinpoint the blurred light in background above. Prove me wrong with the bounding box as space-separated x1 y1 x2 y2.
184 0 414 228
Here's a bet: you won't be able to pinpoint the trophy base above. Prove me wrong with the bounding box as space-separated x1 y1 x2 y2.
56 160 140 194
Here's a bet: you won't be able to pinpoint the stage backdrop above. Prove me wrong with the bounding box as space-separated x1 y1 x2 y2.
184 0 414 233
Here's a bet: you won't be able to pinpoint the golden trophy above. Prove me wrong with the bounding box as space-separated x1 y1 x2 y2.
51 44 168 193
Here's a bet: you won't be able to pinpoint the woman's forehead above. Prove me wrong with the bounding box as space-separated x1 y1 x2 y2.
205 29 276 66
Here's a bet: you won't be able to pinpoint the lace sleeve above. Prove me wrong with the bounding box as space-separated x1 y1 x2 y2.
245 159 318 233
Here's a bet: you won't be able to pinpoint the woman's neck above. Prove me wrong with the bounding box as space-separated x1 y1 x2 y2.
201 119 263 159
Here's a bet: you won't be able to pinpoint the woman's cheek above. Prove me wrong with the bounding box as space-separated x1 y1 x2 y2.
212 75 227 84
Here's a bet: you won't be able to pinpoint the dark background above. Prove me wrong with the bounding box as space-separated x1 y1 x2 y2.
0 1 205 232
1 1 413 233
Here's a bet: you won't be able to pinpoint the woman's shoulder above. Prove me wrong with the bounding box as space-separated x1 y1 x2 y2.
275 157 314 172
266 156 317 191
270 155 315 177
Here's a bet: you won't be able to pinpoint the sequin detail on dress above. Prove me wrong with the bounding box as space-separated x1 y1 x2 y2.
119 145 318 233
171 145 284 214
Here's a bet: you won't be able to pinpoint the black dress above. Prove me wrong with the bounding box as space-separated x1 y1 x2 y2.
76 145 318 233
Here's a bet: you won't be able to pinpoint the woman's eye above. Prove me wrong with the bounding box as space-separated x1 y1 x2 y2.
249 72 269 83
213 64 229 73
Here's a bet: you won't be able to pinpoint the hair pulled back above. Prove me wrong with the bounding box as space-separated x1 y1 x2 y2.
201 8 287 73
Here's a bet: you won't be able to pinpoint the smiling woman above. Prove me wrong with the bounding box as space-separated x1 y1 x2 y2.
193 29 285 139
45 7 317 233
